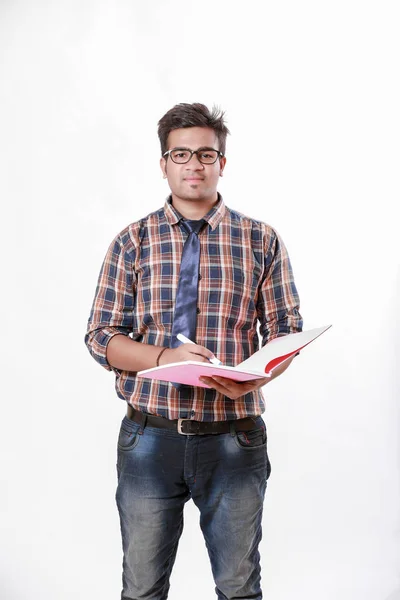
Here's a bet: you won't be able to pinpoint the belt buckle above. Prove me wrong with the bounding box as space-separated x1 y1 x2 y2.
177 418 197 435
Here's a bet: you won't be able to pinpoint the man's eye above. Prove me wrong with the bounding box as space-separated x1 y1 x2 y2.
172 151 189 159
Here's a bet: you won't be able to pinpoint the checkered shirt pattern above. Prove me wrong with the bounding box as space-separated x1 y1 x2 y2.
85 195 302 421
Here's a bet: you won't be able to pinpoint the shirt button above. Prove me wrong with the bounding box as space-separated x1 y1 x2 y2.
198 274 202 280
196 307 201 314
190 410 195 417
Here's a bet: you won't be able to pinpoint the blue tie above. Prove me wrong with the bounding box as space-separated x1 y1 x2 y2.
170 218 205 367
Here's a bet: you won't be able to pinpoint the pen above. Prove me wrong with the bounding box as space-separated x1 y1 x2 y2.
177 333 222 365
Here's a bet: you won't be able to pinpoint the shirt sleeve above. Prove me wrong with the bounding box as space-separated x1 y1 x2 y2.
257 228 303 346
84 234 137 371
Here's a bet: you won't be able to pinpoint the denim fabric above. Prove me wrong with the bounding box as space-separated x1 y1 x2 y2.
115 415 271 600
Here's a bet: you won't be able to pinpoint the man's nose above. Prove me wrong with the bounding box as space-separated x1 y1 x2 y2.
185 152 204 168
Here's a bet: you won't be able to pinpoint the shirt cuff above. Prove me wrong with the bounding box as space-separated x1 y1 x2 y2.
85 327 129 373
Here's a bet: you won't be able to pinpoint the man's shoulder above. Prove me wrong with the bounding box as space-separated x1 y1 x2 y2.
125 205 165 231
224 205 276 237
114 206 166 247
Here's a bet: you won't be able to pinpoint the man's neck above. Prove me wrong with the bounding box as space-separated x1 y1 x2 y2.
171 194 219 220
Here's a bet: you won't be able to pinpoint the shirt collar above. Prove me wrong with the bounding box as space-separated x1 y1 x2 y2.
163 193 226 231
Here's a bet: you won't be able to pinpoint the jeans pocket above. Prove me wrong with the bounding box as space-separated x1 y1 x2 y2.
117 417 142 451
236 426 266 448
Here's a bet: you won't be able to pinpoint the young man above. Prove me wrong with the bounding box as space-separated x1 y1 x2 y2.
85 103 302 600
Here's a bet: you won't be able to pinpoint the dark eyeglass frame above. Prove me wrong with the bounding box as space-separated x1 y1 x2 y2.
163 147 224 165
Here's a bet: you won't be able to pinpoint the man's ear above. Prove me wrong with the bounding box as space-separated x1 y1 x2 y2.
160 157 167 179
219 156 226 177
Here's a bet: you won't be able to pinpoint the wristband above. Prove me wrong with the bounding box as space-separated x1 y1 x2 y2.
156 347 168 367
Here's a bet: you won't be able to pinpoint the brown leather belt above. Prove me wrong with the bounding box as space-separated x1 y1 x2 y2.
126 404 260 436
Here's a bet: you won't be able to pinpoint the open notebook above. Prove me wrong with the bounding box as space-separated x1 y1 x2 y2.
137 325 332 389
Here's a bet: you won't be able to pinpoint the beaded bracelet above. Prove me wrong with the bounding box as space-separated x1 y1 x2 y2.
156 347 168 367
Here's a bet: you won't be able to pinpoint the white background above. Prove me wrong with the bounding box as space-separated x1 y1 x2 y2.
1 1 399 599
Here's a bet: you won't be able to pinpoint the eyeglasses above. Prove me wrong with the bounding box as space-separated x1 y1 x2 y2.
163 147 223 165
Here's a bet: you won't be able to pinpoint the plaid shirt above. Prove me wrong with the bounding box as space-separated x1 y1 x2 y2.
85 195 302 421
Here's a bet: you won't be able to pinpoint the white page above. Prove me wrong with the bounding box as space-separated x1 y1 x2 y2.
237 325 332 373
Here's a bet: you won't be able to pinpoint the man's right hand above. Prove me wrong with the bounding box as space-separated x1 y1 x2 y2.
106 335 217 372
160 343 216 365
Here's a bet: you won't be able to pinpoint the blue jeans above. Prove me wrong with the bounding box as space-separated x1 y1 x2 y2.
115 413 271 600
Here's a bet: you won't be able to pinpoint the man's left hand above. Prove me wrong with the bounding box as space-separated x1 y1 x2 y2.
198 375 270 400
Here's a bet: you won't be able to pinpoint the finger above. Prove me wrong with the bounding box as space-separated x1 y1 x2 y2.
198 376 223 384
215 375 269 387
198 376 217 388
211 376 253 391
190 348 218 362
207 376 233 389
201 376 235 395
211 376 267 395
190 352 213 363
198 377 243 399
199 376 269 396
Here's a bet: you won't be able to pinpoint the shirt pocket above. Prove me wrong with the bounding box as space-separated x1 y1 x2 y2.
205 260 260 326
136 260 176 327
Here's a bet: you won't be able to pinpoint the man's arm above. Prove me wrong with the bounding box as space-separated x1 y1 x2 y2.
106 335 216 371
84 233 137 372
257 227 303 343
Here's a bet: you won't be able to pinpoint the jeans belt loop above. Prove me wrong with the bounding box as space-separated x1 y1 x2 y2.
139 411 147 434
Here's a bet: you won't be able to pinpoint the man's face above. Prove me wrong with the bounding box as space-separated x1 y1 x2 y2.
160 127 226 205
